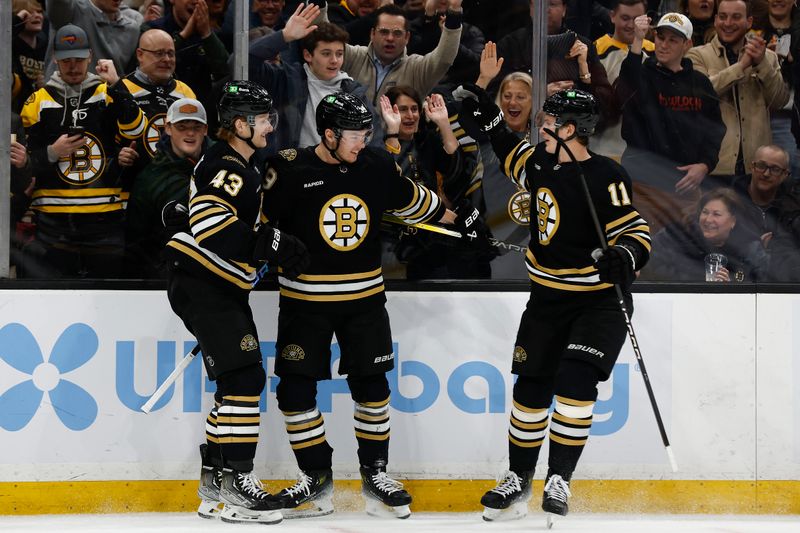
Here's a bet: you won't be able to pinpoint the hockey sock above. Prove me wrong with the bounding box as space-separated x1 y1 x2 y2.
283 406 333 471
508 400 549 473
547 396 595 480
204 399 223 466
353 398 390 467
217 395 260 471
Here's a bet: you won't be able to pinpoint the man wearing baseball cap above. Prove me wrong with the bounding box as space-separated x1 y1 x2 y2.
686 0 788 182
18 23 144 279
125 98 211 278
614 11 726 234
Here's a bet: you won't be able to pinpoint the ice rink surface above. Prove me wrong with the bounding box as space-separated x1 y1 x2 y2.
1 513 799 533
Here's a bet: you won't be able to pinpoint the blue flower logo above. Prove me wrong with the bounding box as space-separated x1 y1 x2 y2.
0 323 99 431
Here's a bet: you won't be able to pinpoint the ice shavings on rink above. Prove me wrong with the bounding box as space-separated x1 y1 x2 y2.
0 512 799 532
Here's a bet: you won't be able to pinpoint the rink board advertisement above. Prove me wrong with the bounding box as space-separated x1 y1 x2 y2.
0 290 797 483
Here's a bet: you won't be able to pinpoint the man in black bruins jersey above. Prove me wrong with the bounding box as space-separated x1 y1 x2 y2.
262 92 457 520
461 87 651 522
121 29 196 195
19 24 145 279
164 80 309 525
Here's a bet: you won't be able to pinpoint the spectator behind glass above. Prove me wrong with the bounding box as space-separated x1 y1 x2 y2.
143 0 231 134
18 24 145 279
121 29 197 187
12 0 47 113
681 0 719 45
494 0 618 132
592 0 654 161
615 12 726 234
46 0 140 76
407 0 486 91
686 0 789 182
731 144 800 244
125 98 211 278
328 0 385 46
754 0 800 180
248 4 379 154
466 45 532 279
337 2 463 105
380 86 490 279
641 187 769 282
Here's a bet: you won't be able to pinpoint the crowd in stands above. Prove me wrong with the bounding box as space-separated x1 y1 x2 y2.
7 0 800 283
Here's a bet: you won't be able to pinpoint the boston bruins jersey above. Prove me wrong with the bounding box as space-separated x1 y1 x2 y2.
165 142 263 292
122 75 196 160
263 146 445 311
498 138 651 297
20 75 145 217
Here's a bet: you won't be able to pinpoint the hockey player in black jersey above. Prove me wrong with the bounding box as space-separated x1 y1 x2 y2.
460 86 652 523
165 80 310 525
262 92 457 520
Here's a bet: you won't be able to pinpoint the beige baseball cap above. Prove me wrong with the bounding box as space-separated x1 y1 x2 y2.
656 12 693 40
166 98 207 125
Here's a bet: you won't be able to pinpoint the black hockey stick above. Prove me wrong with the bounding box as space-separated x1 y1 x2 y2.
542 128 678 472
381 214 527 254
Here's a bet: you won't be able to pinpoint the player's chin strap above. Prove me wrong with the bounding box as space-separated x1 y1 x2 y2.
324 130 346 164
235 116 260 152
543 124 577 162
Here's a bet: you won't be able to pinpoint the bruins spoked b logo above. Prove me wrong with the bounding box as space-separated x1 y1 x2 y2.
319 194 370 251
144 113 166 156
508 190 531 226
57 132 105 185
536 187 560 245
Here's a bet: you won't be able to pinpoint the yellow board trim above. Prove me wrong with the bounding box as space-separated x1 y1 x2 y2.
2 480 800 515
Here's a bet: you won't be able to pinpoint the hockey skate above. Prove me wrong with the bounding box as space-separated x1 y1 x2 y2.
480 470 532 522
542 473 571 529
218 469 283 525
360 466 412 519
276 469 334 519
196 444 222 519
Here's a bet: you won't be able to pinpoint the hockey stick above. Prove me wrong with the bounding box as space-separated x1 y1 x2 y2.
542 128 678 472
140 344 200 413
381 214 527 254
141 264 271 414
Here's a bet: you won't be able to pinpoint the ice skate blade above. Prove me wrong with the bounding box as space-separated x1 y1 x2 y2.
220 504 282 525
282 494 334 519
364 498 411 519
546 512 556 529
197 499 222 519
481 500 528 522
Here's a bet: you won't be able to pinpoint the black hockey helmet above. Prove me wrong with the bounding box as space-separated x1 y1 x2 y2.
218 80 274 129
316 92 373 137
542 89 599 137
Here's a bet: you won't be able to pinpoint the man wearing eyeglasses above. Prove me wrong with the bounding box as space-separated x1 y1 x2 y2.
121 29 197 185
335 1 462 104
731 144 800 246
125 98 211 278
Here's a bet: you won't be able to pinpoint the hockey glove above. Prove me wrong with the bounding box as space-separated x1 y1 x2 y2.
161 200 189 237
592 244 638 287
455 83 505 137
253 226 311 280
454 202 492 253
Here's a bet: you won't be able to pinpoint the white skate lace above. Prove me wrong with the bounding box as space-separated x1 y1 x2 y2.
370 471 405 495
284 472 313 498
238 471 267 498
490 471 522 496
544 474 571 503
